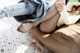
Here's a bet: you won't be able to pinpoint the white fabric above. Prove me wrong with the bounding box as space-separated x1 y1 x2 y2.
66 2 80 11
60 6 80 25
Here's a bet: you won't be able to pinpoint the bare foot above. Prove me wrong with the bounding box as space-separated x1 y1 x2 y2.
17 23 33 33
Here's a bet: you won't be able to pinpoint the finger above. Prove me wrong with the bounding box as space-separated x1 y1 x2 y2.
59 3 64 7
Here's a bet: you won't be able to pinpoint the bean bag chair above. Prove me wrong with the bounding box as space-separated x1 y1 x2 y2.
31 20 80 53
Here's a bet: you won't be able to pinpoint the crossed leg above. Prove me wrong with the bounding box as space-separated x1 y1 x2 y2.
17 4 59 33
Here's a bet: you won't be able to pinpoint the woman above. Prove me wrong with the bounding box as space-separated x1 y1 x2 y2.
17 0 65 53
17 0 65 33
30 1 80 53
0 0 62 33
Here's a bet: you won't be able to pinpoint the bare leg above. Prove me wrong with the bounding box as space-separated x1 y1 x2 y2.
30 26 75 53
30 27 57 53
17 5 59 33
17 23 33 33
40 13 60 33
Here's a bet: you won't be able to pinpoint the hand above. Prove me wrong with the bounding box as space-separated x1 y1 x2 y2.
55 1 65 12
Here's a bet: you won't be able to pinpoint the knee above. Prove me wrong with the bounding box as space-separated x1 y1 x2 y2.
39 23 53 33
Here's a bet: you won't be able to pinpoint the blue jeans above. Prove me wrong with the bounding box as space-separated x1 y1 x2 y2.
0 0 53 23
0 2 35 18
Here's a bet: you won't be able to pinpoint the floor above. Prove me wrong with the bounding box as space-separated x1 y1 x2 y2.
0 0 39 53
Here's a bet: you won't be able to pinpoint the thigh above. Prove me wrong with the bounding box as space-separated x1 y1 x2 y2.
39 13 60 33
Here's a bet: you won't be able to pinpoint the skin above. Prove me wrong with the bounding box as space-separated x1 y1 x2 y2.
17 0 65 52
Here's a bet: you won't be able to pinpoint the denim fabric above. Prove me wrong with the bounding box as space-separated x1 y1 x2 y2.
14 0 53 23
0 2 35 18
0 0 54 23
